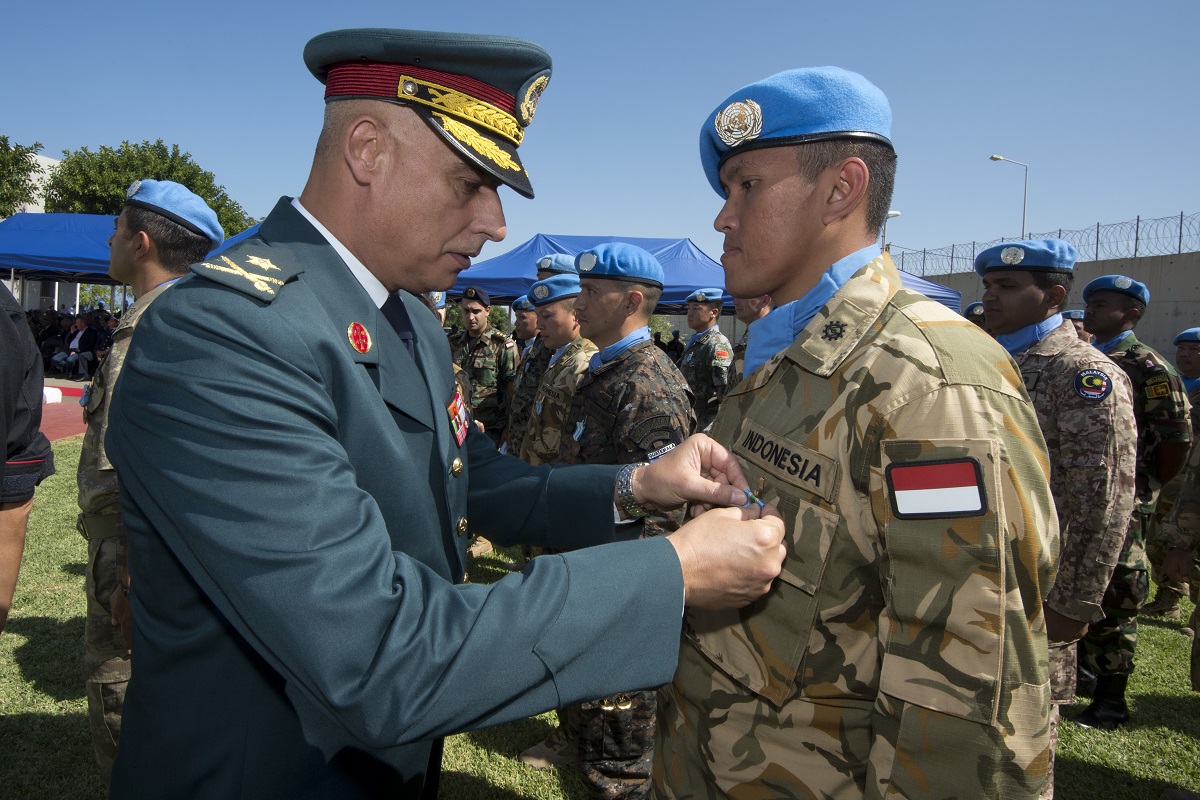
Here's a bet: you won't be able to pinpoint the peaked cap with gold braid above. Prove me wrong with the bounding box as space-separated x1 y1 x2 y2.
304 28 551 198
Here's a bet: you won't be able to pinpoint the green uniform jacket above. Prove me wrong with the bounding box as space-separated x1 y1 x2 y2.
655 254 1059 799
449 325 519 446
105 199 685 799
678 326 733 432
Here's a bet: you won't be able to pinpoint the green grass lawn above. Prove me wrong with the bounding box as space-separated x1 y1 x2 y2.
2 436 1198 798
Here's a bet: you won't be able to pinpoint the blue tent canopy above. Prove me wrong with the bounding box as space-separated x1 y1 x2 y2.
453 233 961 313
0 213 118 284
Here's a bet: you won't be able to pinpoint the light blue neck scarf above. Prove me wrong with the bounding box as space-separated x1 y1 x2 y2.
589 326 651 372
687 323 718 348
995 314 1063 356
1094 329 1134 354
742 244 880 378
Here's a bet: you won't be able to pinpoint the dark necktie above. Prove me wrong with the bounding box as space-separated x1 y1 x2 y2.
380 294 416 359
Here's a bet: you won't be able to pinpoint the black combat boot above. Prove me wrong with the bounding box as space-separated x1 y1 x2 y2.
1070 673 1130 730
1076 659 1098 698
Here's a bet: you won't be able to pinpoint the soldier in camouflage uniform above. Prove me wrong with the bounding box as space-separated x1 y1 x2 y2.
729 293 770 386
507 254 576 458
655 67 1059 800
977 239 1137 797
1075 275 1192 729
1160 415 1200 691
679 289 733 432
448 285 519 447
519 275 597 466
77 180 223 784
1144 327 1200 621
557 243 694 799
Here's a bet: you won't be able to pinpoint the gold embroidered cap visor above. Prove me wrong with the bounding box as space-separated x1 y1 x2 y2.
304 28 552 198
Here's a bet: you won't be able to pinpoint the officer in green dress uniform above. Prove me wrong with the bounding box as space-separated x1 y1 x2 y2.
102 28 788 800
1074 275 1192 728
76 179 224 786
654 66 1059 799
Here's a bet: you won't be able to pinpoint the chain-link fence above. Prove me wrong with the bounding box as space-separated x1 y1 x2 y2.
890 212 1200 276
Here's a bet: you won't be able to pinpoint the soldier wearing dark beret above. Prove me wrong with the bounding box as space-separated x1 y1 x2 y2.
680 288 733 432
449 285 519 447
102 27 787 799
1075 274 1192 729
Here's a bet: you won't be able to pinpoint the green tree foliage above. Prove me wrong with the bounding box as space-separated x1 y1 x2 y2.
0 134 43 217
44 139 255 235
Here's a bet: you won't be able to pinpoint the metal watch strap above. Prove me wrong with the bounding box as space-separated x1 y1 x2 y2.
616 462 650 518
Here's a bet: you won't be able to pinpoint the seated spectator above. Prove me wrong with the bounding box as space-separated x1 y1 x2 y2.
49 314 99 380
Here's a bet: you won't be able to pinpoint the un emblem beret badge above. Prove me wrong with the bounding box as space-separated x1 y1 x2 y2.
1000 246 1024 265
577 253 597 272
1115 276 1133 289
533 285 549 300
715 99 763 147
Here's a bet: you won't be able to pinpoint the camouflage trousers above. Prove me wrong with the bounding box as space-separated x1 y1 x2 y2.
1039 706 1059 800
83 536 130 785
1147 532 1200 603
1190 606 1200 693
1079 564 1150 677
564 689 656 799
1048 642 1078 703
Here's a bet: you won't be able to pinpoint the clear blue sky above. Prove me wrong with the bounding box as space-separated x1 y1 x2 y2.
4 0 1196 264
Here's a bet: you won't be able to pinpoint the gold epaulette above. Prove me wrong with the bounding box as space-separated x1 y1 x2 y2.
191 247 299 302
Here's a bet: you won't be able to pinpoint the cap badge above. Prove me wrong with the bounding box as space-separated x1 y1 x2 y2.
537 256 552 270
715 99 763 148
1115 276 1133 289
520 74 549 126
126 180 142 200
465 288 477 298
533 285 549 300
347 322 372 354
696 293 708 301
1000 246 1024 265
578 253 597 272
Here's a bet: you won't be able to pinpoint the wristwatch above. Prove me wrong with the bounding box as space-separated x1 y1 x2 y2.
616 462 650 518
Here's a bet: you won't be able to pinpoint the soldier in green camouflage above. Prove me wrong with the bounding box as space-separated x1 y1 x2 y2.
679 289 733 432
1145 328 1200 622
1075 275 1192 729
654 67 1059 799
77 180 224 785
557 243 695 799
1160 422 1200 691
976 239 1137 798
519 275 597 466
729 293 770 386
448 285 519 447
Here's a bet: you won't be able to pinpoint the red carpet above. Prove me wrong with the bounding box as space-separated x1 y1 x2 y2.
40 390 87 442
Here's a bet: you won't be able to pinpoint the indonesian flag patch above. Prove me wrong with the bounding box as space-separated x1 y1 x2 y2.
886 458 987 519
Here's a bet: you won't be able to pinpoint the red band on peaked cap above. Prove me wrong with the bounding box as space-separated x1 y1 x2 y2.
324 62 517 114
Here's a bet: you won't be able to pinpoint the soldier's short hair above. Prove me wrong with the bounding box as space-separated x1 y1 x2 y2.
632 283 662 317
125 205 216 275
795 139 896 234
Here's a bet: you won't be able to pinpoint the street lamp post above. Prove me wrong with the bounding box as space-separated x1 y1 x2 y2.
989 154 1028 238
880 210 901 251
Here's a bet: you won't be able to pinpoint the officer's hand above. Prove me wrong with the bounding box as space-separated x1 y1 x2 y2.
632 434 749 512
667 504 785 609
109 582 133 654
1044 605 1088 644
1163 546 1195 583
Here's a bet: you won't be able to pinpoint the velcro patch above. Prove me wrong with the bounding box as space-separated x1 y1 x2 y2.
732 420 837 502
1147 382 1171 398
1074 369 1113 401
886 458 987 519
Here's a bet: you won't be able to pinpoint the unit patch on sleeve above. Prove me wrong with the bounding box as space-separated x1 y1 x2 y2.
1074 369 1113 401
886 458 987 519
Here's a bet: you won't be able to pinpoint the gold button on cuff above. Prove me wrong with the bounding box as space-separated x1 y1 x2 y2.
451 458 464 477
457 517 469 536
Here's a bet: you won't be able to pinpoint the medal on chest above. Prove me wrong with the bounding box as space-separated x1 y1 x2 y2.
447 389 471 447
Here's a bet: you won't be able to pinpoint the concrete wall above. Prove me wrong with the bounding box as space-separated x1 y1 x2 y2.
924 252 1200 357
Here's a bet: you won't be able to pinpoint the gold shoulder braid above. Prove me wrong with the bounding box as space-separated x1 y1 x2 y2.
200 255 286 296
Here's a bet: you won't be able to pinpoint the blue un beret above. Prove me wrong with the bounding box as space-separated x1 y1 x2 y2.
529 274 581 306
536 253 577 275
1061 309 1085 321
510 295 535 312
1083 275 1150 305
304 28 552 199
429 290 447 309
700 66 893 196
686 288 725 304
461 285 491 306
124 179 223 246
1175 328 1200 345
963 301 985 319
974 239 1077 277
575 243 664 288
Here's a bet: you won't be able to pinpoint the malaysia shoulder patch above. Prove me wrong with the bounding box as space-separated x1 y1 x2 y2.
886 458 987 519
1074 369 1113 401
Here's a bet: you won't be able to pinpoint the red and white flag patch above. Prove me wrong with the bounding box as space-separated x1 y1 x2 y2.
886 458 987 519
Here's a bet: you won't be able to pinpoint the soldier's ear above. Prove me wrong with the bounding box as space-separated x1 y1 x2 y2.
344 115 387 184
1044 284 1068 311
